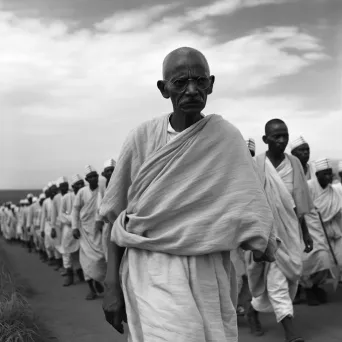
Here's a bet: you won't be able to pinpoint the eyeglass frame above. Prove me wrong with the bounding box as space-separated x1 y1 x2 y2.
164 76 212 93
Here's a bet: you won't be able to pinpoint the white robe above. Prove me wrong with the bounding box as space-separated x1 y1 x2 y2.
40 198 55 253
308 179 342 269
59 192 80 254
72 186 106 282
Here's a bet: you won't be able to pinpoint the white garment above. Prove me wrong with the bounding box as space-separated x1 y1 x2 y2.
60 192 80 254
251 262 296 322
72 186 106 282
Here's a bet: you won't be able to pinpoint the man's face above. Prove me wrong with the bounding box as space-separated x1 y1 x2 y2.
316 169 333 188
292 143 310 166
39 199 44 206
86 172 99 188
263 123 289 155
60 182 69 195
102 167 114 181
49 185 58 199
158 52 215 116
73 180 85 194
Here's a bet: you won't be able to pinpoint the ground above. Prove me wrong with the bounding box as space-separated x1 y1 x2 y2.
1 239 342 342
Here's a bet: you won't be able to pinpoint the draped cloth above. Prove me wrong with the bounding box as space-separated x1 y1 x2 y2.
40 198 55 252
100 114 276 342
51 194 63 254
59 192 80 254
72 186 106 282
249 154 311 322
308 179 342 268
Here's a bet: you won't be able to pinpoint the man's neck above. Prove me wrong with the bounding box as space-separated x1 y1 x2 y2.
89 184 98 191
266 150 285 169
302 162 308 175
170 112 203 132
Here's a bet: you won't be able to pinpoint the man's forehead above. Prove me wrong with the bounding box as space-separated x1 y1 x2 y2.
296 143 310 150
163 49 210 78
269 123 288 134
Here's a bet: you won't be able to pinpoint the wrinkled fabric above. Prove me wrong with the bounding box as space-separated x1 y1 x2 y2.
72 186 106 282
40 198 55 255
308 179 342 268
51 194 63 254
100 114 276 342
251 262 297 323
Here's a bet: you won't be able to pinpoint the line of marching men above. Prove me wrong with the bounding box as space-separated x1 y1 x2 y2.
0 158 116 300
1 133 342 341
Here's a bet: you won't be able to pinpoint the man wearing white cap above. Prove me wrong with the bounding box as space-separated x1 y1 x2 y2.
72 165 106 300
58 175 83 286
308 159 342 274
40 184 57 265
290 136 316 181
27 196 38 252
100 158 116 261
291 137 331 306
248 119 314 342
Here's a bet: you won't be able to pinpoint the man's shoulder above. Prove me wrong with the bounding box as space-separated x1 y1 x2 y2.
128 114 167 141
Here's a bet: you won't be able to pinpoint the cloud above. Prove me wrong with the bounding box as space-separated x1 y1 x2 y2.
0 1 334 188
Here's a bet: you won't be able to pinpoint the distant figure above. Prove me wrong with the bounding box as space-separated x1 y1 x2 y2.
59 174 84 286
100 47 276 341
72 165 106 300
100 158 116 261
291 137 331 306
308 159 342 278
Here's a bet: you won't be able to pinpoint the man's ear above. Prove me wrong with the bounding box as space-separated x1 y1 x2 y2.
262 135 268 144
157 80 170 99
206 75 215 95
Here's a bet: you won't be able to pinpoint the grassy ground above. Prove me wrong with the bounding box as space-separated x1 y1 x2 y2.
0 241 54 342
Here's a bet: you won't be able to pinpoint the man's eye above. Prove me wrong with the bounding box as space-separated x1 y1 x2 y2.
173 79 187 87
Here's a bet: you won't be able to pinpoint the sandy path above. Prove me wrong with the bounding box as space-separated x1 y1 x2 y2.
2 239 342 342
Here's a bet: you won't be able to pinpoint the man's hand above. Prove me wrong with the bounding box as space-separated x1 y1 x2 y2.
50 228 57 239
95 220 104 233
252 250 275 263
73 228 81 240
41 231 45 238
103 282 127 334
303 232 313 253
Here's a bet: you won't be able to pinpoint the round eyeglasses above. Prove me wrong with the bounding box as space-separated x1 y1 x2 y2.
166 76 211 93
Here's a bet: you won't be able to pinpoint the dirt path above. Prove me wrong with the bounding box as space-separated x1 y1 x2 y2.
2 239 342 341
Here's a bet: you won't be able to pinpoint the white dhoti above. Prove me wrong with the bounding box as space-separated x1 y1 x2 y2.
252 262 297 322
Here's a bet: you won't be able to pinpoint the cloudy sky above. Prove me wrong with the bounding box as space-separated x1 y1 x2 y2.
0 0 340 189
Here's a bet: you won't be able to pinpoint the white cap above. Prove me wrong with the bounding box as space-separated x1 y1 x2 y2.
27 193 33 199
245 138 255 152
338 161 342 172
315 158 331 172
57 176 68 186
22 199 29 205
39 193 46 200
43 186 48 192
85 165 97 177
104 158 116 169
19 199 24 204
71 174 83 186
11 204 16 209
32 197 38 203
47 181 54 188
290 136 308 152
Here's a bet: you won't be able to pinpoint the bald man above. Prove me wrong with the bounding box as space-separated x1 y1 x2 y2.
100 47 277 342
291 137 331 305
248 119 313 342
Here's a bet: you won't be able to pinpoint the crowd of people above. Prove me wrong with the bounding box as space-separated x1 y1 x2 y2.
1 47 342 342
